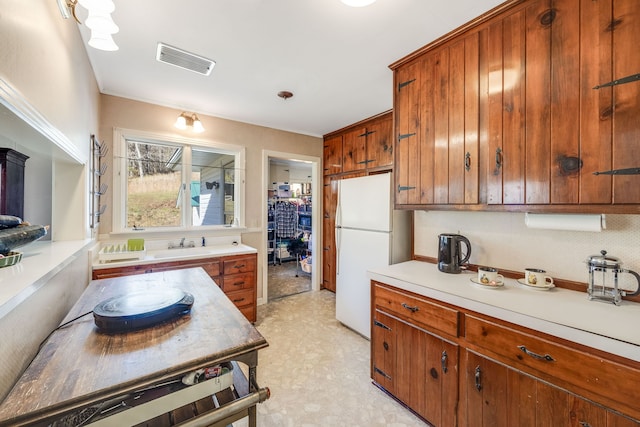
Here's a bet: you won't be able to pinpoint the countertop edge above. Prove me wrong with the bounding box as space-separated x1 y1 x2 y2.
368 262 640 364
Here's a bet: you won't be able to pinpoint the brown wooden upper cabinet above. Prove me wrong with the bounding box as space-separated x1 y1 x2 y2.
323 111 393 176
391 0 640 213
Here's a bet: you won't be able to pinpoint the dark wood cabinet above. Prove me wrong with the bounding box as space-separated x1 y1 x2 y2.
391 0 640 213
92 253 257 322
323 111 393 177
462 349 640 427
0 148 29 218
371 282 459 426
373 279 640 426
321 111 392 292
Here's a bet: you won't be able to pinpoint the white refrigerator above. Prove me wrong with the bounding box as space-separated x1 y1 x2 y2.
335 173 411 339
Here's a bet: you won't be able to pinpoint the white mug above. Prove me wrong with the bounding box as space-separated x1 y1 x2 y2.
478 267 504 285
524 268 554 286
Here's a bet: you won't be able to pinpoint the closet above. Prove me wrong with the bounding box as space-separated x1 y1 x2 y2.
267 160 313 299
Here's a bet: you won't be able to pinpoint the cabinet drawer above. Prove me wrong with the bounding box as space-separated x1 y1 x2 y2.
465 315 640 420
226 288 254 309
221 272 254 292
373 283 459 337
223 256 256 275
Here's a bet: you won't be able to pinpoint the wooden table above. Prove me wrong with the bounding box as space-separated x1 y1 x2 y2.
0 268 269 426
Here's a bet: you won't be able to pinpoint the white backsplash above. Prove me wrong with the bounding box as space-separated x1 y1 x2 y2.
414 211 640 288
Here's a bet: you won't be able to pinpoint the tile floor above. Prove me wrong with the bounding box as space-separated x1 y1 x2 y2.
233 289 424 427
267 260 311 300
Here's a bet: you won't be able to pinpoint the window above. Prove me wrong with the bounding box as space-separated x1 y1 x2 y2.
113 129 244 232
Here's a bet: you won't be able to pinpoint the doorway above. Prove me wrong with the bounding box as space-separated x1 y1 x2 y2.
262 151 320 302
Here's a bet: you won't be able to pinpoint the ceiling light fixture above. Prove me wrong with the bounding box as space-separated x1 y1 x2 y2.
277 91 294 100
57 0 119 51
341 0 376 7
175 112 205 133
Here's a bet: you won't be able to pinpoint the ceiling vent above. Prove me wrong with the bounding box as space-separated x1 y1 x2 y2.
156 43 215 76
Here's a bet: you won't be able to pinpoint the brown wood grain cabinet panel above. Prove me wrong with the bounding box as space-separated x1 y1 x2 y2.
342 127 367 172
419 54 435 205
502 9 527 204
579 0 613 204
373 282 459 338
448 40 466 204
487 19 505 205
464 32 481 205
323 135 343 175
375 280 640 425
371 310 396 394
395 58 422 205
551 0 581 204
611 0 640 204
433 48 450 204
525 0 552 204
392 0 640 212
366 114 393 169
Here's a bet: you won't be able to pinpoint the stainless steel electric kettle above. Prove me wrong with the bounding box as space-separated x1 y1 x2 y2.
438 233 471 274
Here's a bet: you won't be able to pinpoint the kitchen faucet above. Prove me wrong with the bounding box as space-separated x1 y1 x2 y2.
168 237 195 249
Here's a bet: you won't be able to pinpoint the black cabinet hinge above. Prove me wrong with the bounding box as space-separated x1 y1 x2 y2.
398 79 416 91
398 133 416 141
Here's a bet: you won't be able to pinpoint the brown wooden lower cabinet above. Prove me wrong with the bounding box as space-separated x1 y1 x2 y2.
371 282 459 426
92 253 257 322
371 280 640 426
463 350 638 427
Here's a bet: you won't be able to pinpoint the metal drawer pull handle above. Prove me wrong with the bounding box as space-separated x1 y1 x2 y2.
465 152 471 171
233 264 246 269
579 422 591 427
518 345 555 362
441 351 448 373
401 303 419 313
475 366 482 391
233 298 245 303
233 281 245 286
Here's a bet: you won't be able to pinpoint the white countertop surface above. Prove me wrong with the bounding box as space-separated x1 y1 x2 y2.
368 261 640 363
0 240 94 319
92 243 257 269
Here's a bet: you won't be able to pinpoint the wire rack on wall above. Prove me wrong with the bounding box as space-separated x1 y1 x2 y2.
90 135 108 229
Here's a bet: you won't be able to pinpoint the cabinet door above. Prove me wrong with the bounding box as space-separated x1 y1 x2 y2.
323 135 343 175
321 176 338 292
463 349 640 427
342 127 368 173
395 56 423 205
609 0 640 204
371 310 396 394
395 319 459 425
366 113 393 169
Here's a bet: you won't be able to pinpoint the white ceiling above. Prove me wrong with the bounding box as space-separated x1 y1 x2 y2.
77 0 505 137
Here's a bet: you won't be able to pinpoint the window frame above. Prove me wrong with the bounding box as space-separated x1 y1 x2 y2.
112 128 245 234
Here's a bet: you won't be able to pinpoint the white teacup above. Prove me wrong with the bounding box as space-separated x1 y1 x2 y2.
478 267 504 285
524 268 554 287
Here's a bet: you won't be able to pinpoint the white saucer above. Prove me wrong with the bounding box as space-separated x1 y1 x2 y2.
470 277 504 288
517 278 555 290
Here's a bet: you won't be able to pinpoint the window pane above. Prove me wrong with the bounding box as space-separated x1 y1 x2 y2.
126 140 182 228
192 148 235 226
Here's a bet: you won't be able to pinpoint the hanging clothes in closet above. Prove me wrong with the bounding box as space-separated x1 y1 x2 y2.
275 201 297 238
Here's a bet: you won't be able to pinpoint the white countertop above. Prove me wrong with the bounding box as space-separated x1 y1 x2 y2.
0 239 94 319
92 243 257 269
368 261 640 363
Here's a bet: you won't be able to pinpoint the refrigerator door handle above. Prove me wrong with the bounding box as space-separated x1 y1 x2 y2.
336 180 342 227
335 227 341 276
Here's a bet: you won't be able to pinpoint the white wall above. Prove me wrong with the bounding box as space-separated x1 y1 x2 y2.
414 211 640 290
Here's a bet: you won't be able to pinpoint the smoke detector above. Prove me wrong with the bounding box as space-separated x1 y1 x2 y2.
156 43 215 76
